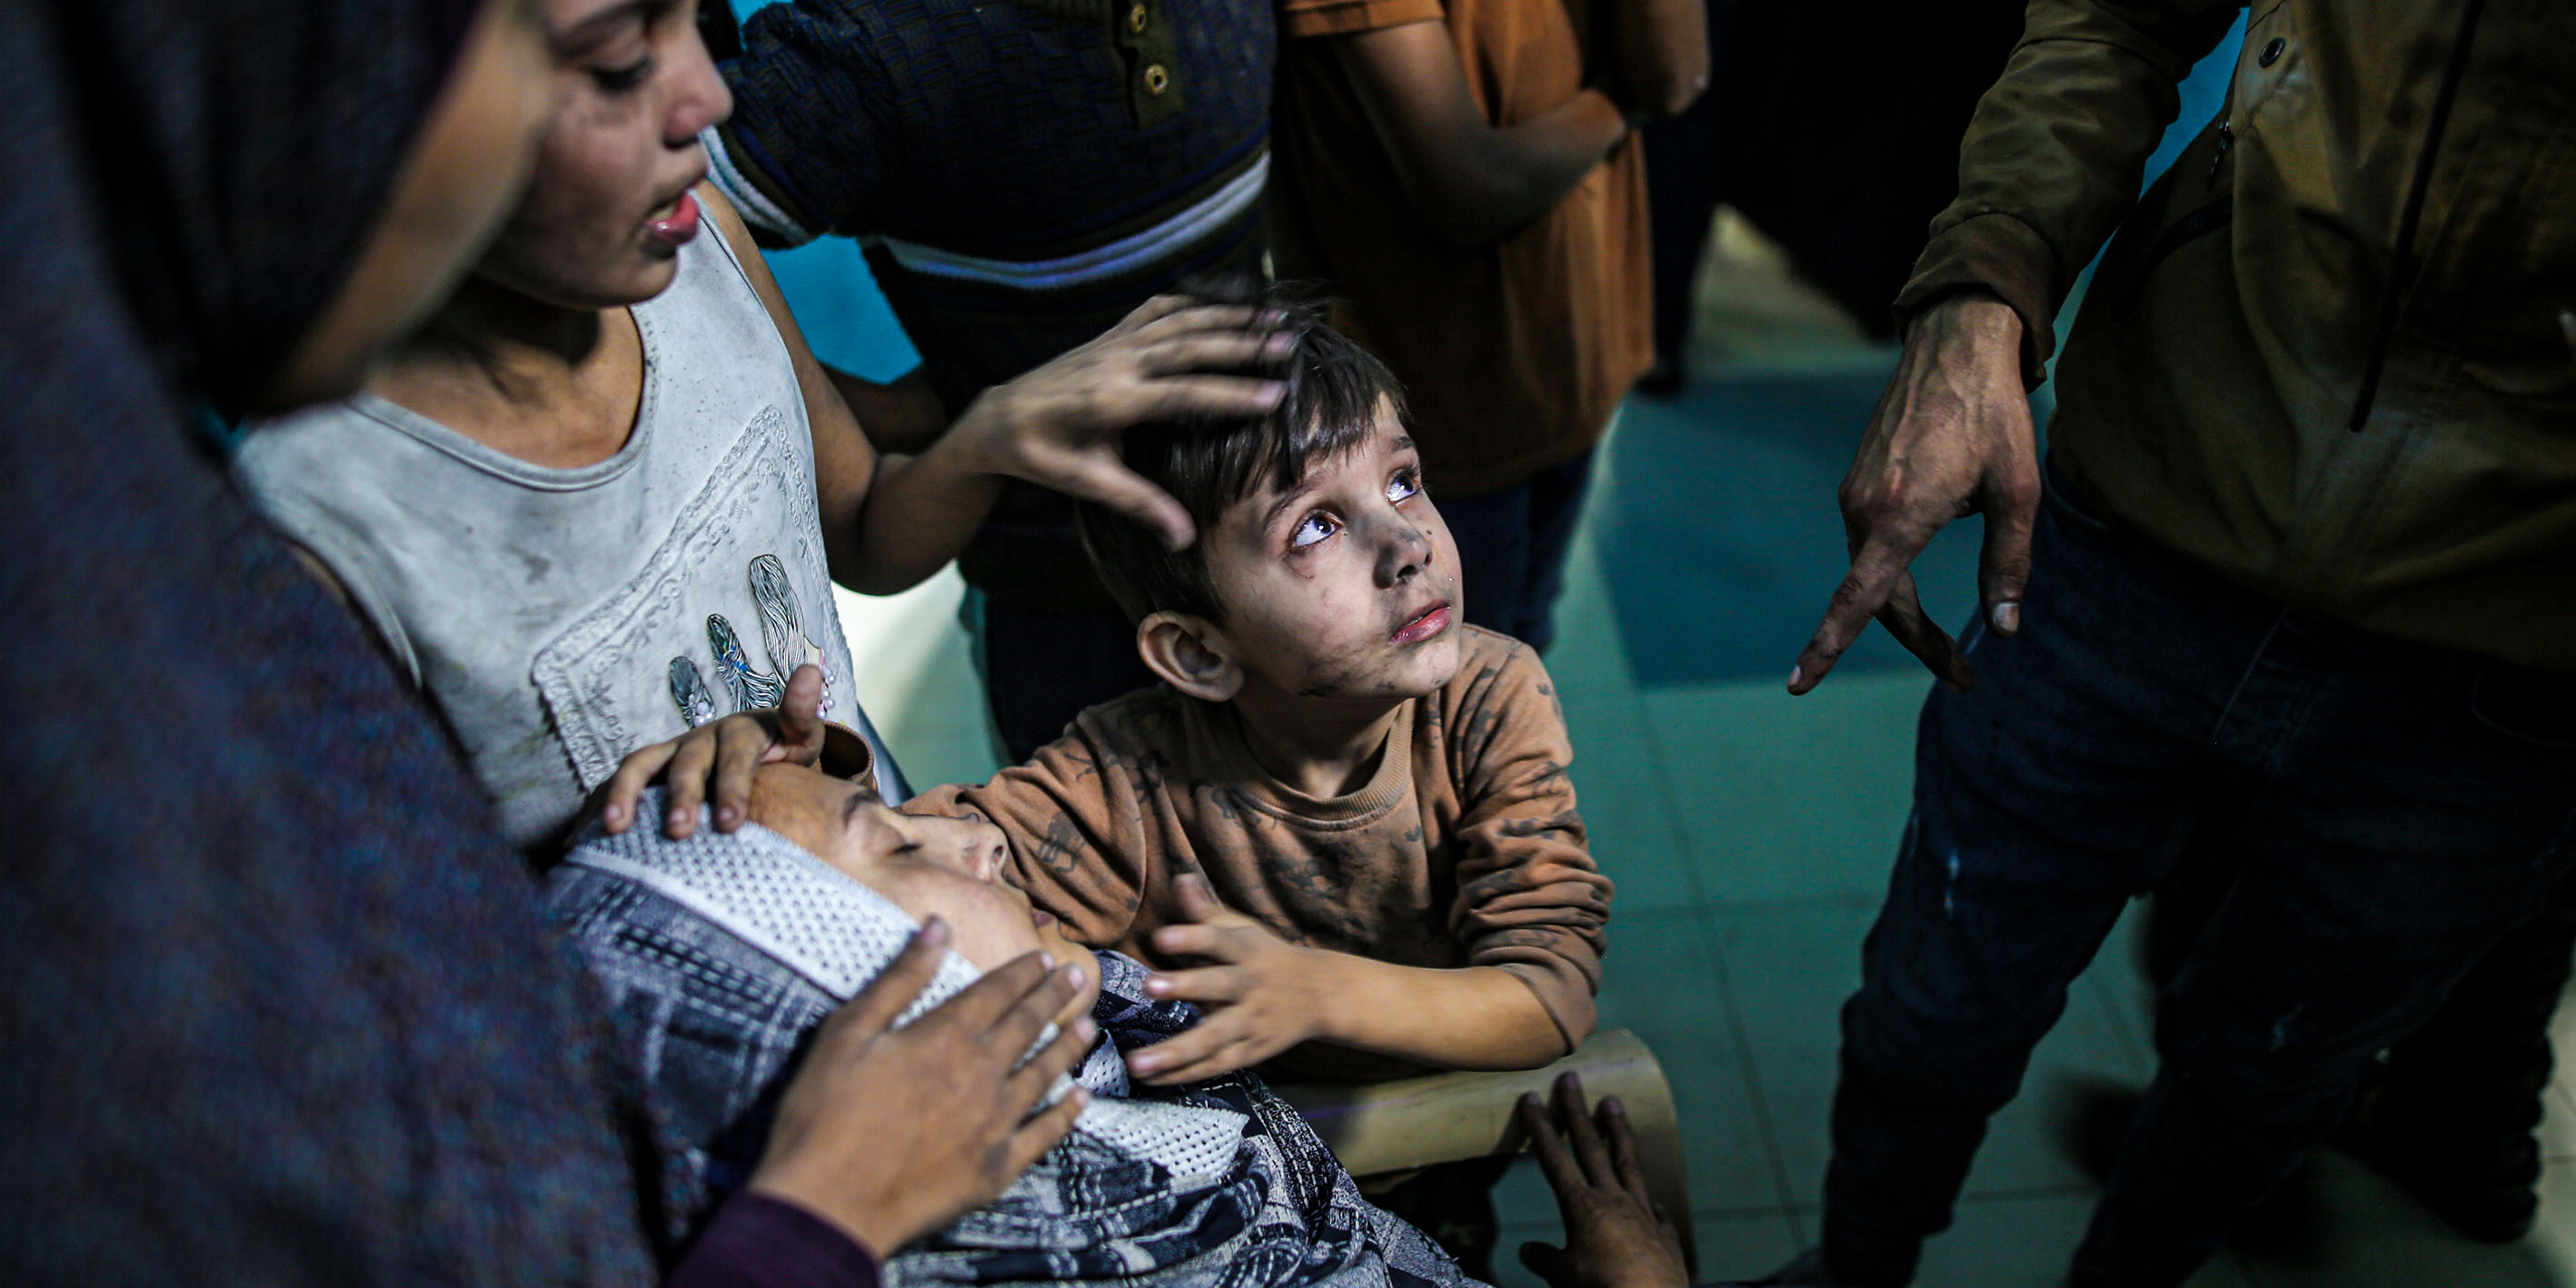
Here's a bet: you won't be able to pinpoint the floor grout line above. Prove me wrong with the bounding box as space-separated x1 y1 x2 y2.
1690 905 1813 1248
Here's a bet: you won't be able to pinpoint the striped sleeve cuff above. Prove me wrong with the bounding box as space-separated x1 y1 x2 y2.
702 126 821 248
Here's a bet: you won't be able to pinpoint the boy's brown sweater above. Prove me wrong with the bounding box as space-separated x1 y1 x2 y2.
907 626 1612 1075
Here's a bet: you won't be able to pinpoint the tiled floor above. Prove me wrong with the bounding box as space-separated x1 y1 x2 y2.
826 212 2576 1288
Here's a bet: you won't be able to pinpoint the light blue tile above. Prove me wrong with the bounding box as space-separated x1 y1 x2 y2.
1595 910 1786 1214
2232 1151 2565 1288
2521 1163 2576 1284
1710 901 2152 1209
2547 1085 2576 1167
2552 981 2576 1107
1593 375 1993 689
1564 697 1701 915
1640 674 1926 907
888 736 1003 798
1540 511 1640 705
830 574 999 785
1692 1209 1806 1285
1894 1193 2253 1288
1490 1155 1561 1235
2084 903 2159 1070
1484 1220 1556 1288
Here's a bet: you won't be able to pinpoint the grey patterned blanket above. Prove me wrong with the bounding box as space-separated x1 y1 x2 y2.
543 794 1479 1288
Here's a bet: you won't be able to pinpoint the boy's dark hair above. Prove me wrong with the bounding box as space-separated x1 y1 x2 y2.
1075 283 1407 624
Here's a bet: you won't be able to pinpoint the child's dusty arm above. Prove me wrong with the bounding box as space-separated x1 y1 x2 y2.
1448 643 1614 1050
1126 878 1566 1085
1305 956 1566 1068
903 728 1154 951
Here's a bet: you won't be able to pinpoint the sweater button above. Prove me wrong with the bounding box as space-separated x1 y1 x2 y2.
2259 36 2285 67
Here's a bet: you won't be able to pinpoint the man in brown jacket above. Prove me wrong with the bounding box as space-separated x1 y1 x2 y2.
1748 2 2576 1285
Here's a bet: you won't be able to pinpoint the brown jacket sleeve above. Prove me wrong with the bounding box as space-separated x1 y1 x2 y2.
901 715 1163 953
1895 0 2242 384
1444 639 1614 1053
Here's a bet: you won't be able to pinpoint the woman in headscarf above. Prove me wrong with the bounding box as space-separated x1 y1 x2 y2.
0 2 1091 1283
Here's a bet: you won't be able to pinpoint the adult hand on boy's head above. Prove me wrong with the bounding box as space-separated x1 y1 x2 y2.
1517 1074 1689 1288
1128 873 1328 1084
751 919 1099 1256
953 295 1292 552
594 663 829 838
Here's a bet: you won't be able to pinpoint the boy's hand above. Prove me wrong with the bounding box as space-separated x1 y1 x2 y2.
1128 874 1329 1084
593 663 829 839
1516 1074 1689 1288
950 296 1290 552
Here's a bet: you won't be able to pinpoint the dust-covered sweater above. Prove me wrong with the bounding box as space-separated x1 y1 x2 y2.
908 626 1612 1075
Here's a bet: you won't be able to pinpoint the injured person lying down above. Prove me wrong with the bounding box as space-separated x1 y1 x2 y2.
544 761 1479 1288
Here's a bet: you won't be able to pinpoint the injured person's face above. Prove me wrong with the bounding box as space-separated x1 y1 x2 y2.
749 763 1100 1012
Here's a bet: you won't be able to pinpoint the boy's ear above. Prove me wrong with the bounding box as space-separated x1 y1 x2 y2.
1137 611 1244 703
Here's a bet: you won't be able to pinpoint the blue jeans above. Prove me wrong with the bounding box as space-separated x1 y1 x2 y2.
1822 465 2576 1287
1437 450 1596 652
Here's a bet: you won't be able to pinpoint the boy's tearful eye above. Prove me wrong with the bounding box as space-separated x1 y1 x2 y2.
1290 511 1339 550
1386 468 1420 503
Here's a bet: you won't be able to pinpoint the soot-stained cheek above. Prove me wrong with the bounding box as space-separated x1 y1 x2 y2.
1291 628 1401 698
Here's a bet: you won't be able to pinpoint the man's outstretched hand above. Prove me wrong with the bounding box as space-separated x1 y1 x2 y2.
750 922 1097 1256
1517 1073 1688 1288
1788 291 2036 697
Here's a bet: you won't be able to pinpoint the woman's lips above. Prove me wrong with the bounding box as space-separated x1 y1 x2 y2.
1390 600 1452 645
644 189 701 247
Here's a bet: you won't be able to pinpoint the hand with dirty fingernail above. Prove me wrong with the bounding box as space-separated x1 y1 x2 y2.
1789 290 2037 697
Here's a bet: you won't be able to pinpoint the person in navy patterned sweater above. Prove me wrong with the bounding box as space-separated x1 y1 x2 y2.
707 0 1278 761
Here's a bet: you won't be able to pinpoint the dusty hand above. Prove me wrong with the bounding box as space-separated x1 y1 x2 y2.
1127 874 1325 1084
953 296 1290 550
1789 291 2035 696
1517 1074 1688 1288
750 921 1098 1255
595 663 828 838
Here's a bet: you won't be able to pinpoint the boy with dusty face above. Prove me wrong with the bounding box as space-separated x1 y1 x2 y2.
910 302 1612 1089
1138 395 1463 776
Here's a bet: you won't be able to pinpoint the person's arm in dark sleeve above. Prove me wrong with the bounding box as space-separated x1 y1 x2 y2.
1895 0 2243 384
668 1194 880 1288
701 0 900 246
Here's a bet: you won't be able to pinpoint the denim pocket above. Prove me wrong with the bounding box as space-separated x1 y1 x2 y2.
2470 663 2576 753
2040 454 2118 534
